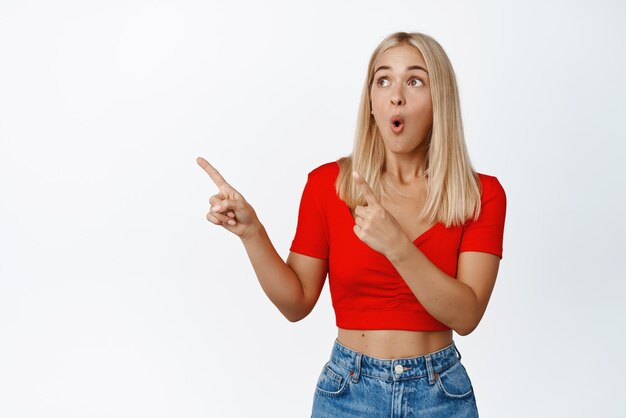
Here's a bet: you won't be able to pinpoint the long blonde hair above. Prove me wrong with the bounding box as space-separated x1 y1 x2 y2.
336 31 482 227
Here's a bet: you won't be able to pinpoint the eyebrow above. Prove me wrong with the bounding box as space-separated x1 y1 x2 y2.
374 65 429 75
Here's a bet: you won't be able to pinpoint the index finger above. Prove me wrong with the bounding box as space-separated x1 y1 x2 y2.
352 171 377 206
197 156 229 188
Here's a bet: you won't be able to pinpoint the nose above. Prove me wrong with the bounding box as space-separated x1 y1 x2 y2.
390 86 404 106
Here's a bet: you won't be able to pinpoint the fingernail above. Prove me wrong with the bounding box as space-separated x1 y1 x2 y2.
212 205 222 211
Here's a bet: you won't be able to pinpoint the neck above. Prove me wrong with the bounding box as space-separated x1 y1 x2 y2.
383 152 428 186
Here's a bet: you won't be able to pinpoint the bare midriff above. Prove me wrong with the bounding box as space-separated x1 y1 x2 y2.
337 328 453 359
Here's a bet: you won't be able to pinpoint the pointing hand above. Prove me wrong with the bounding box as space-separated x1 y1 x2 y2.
352 171 409 257
197 156 260 240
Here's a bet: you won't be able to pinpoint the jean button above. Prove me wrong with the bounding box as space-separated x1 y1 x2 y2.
394 364 404 374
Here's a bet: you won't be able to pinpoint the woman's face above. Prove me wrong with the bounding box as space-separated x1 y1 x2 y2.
370 44 433 156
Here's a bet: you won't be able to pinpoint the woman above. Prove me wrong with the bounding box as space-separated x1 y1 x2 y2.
197 31 506 417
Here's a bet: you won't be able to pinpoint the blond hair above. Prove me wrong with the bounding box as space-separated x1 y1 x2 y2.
335 31 482 227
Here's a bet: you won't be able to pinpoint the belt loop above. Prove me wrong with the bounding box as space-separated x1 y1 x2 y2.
453 341 462 361
351 352 362 383
425 354 436 385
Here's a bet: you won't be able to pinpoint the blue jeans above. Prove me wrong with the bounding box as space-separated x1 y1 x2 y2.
311 339 479 417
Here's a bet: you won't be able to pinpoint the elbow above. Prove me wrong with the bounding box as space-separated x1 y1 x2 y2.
455 325 476 337
282 306 312 323
454 318 480 336
455 291 482 336
278 290 317 323
285 313 305 323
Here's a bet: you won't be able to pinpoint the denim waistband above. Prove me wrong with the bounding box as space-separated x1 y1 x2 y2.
329 339 462 383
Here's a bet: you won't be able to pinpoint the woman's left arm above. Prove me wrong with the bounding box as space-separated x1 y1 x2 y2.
351 171 502 336
386 243 500 336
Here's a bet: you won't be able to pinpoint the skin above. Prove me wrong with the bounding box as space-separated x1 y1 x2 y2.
198 44 501 359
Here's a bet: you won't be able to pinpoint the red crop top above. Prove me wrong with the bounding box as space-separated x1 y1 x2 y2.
289 161 507 331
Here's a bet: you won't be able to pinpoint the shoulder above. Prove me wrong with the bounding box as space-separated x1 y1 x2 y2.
475 172 506 203
306 161 340 187
308 161 340 178
296 161 340 199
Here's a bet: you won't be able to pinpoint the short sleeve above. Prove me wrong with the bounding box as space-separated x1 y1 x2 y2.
459 175 507 259
289 171 329 259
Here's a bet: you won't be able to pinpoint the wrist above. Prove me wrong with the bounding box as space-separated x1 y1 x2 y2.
386 236 414 264
241 220 264 243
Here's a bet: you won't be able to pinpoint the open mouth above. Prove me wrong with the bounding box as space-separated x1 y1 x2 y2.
390 116 404 133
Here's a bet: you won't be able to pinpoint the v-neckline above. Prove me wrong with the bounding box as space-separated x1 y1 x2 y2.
411 222 441 244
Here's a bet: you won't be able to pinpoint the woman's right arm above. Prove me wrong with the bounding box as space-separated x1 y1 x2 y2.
197 157 327 322
240 224 328 322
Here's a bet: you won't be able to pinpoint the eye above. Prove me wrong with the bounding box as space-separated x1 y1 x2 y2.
375 77 390 87
408 77 424 87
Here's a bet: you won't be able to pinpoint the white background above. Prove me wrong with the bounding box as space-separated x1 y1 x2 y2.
1 0 625 417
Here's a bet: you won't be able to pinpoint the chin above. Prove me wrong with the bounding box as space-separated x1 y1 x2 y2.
385 145 422 155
